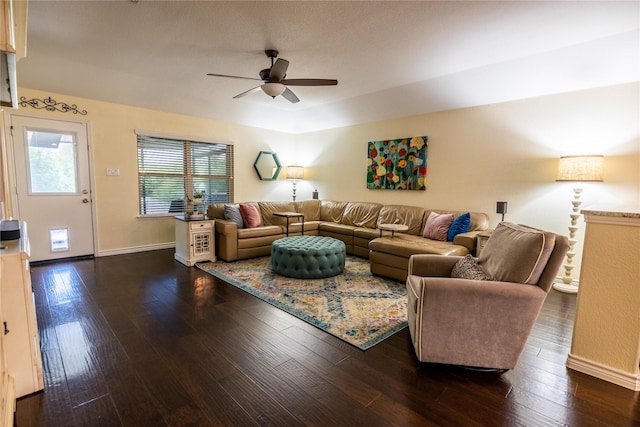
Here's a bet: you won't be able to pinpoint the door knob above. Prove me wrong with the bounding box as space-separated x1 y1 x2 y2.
82 189 89 194
82 199 90 203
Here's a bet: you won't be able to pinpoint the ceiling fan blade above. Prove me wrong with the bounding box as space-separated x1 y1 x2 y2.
232 86 262 99
207 73 262 82
281 78 338 86
269 58 289 82
281 87 300 103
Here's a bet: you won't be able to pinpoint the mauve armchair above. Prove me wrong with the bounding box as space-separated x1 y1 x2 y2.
406 222 569 370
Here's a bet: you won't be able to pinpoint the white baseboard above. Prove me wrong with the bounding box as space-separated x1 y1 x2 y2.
97 242 176 257
566 353 640 391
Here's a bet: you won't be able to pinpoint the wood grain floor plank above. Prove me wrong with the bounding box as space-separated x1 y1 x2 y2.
16 249 640 426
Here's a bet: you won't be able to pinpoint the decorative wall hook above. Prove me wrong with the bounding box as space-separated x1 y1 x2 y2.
19 96 88 115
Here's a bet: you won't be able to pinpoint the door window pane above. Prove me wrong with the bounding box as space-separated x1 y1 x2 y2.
26 131 78 194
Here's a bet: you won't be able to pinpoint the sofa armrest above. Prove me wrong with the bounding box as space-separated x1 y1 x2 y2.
453 230 483 251
408 254 462 277
215 219 238 261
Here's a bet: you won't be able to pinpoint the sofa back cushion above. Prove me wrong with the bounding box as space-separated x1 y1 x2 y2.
320 200 348 222
207 203 225 219
295 200 321 221
258 201 297 226
376 205 426 236
340 202 383 228
478 222 556 285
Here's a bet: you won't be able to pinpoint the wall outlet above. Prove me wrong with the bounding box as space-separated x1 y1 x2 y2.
106 168 120 176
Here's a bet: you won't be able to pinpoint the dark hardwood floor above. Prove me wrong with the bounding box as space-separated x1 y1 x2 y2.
15 249 639 426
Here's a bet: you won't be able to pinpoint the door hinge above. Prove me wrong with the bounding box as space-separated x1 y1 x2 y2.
9 125 14 136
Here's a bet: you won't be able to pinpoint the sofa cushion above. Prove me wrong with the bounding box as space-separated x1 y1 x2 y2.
340 202 382 228
369 234 469 257
224 204 244 228
478 222 556 284
295 200 321 221
258 201 297 226
239 203 262 228
376 204 426 236
207 203 225 219
447 212 471 241
320 200 348 222
451 254 491 280
422 212 455 241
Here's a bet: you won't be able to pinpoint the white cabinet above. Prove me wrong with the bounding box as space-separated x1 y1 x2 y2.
174 217 216 266
0 258 15 427
0 222 43 404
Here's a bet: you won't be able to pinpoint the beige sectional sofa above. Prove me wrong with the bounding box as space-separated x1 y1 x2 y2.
207 200 490 281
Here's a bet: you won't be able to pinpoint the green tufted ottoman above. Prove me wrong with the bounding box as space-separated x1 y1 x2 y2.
271 236 346 279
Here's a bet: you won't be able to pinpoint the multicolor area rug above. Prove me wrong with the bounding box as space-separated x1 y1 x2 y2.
197 256 407 350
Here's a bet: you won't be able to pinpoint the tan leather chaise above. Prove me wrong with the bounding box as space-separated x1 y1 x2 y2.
406 222 569 370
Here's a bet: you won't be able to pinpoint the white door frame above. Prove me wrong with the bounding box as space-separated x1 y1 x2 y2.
3 110 99 259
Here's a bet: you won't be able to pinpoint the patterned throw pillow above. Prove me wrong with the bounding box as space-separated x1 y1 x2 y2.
239 203 262 228
224 204 244 228
423 211 455 241
451 254 492 281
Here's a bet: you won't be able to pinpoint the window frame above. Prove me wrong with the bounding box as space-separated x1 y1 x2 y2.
135 130 234 217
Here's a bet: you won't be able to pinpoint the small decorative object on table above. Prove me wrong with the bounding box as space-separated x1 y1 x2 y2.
185 190 206 220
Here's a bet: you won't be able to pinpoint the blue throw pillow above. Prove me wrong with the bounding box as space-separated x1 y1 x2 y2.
224 204 245 228
447 212 471 241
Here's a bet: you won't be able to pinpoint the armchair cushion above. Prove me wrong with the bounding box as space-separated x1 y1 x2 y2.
478 222 556 285
451 255 491 281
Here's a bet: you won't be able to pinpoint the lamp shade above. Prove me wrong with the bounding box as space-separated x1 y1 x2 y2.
262 83 286 97
286 165 304 180
556 155 604 182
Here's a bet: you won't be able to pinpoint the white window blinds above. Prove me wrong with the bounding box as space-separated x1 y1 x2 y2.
137 133 234 215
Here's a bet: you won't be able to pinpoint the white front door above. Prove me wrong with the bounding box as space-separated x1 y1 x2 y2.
9 114 95 262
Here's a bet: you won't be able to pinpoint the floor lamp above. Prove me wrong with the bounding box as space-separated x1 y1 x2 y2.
553 155 604 294
286 165 304 201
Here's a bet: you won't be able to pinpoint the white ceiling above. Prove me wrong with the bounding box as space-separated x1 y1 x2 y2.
16 1 640 134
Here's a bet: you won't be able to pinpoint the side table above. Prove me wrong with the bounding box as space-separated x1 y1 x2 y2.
378 223 409 238
273 212 304 237
174 216 216 266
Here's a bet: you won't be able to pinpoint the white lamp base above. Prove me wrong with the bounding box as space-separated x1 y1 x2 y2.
553 281 579 294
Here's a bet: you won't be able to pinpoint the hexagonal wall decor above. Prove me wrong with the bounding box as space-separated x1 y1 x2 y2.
253 151 282 180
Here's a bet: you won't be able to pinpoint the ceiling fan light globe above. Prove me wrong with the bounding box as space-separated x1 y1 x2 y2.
262 82 286 98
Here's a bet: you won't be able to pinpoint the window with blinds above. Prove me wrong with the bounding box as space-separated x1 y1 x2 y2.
137 133 234 215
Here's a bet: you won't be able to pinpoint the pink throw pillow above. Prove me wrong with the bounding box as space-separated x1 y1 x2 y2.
239 203 262 228
423 212 455 241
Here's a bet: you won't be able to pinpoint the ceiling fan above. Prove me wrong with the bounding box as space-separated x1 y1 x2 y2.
207 49 338 103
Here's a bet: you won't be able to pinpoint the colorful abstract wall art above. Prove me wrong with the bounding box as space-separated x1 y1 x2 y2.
366 136 428 190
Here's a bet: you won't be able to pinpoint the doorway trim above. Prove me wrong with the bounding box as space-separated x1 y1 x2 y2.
3 110 99 260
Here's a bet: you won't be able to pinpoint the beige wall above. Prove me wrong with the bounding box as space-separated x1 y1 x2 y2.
296 82 640 276
3 83 639 277
4 88 295 254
